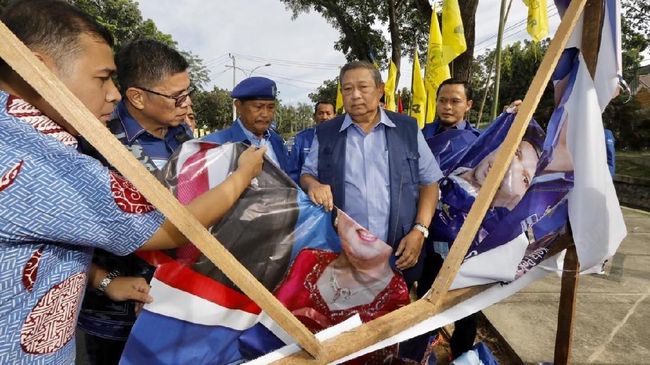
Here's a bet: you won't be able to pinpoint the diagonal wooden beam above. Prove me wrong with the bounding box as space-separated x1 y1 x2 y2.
272 233 573 364
425 0 587 306
272 0 588 362
0 20 322 359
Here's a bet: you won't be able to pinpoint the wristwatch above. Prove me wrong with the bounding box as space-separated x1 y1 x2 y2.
413 222 429 238
97 270 120 294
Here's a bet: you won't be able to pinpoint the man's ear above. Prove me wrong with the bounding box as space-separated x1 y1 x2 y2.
234 99 242 115
33 51 59 75
125 87 145 110
467 100 474 110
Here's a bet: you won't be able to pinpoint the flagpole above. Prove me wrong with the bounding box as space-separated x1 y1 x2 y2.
479 0 512 127
410 50 416 115
490 0 512 120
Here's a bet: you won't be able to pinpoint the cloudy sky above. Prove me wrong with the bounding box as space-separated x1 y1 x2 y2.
139 0 562 105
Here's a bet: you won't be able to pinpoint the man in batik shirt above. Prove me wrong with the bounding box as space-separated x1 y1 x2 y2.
0 1 264 363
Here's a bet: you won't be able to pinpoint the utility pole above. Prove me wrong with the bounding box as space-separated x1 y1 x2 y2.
229 53 236 121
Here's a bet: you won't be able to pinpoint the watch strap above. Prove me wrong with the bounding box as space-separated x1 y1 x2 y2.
97 269 120 294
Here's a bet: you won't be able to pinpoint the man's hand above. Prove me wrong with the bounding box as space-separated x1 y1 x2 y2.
307 182 334 211
504 99 523 114
395 229 425 270
104 276 153 307
237 145 267 179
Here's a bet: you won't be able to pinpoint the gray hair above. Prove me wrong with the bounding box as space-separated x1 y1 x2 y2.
339 61 383 86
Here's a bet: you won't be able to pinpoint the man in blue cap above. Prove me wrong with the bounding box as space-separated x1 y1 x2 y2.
203 77 294 179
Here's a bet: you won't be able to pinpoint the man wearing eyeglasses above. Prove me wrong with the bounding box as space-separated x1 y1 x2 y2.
77 38 194 364
103 38 193 170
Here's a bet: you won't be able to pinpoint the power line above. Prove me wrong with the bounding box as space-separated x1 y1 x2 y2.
232 52 341 70
474 3 558 54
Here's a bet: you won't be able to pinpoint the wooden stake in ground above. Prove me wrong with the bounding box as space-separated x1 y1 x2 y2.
0 20 322 359
554 1 605 363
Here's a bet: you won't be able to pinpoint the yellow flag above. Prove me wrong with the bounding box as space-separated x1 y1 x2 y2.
441 0 467 65
335 79 344 114
522 0 549 42
410 50 427 128
424 6 451 123
384 60 397 112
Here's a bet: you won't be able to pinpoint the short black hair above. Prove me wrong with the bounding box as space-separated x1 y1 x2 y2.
314 101 334 114
0 0 113 72
339 61 382 87
116 39 188 94
437 78 474 101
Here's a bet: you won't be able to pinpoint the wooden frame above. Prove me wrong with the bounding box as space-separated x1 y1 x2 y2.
0 0 605 362
0 19 321 360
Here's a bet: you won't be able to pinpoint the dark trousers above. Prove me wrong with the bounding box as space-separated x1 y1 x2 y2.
83 332 127 365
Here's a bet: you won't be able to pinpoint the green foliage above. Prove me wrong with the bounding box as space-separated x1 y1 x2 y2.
603 95 650 151
192 87 233 132
621 0 650 83
70 0 176 51
279 0 477 82
275 102 314 137
281 0 387 64
180 51 210 91
308 78 338 105
473 40 554 128
68 0 209 90
399 87 412 112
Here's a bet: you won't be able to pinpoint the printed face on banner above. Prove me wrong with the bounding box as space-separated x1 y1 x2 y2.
427 50 583 288
123 142 408 364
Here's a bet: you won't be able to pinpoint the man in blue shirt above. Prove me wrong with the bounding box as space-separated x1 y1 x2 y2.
300 61 443 286
203 77 294 180
289 101 335 180
77 39 194 365
0 2 265 363
422 78 480 140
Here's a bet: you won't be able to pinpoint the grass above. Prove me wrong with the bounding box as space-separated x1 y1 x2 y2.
616 151 650 179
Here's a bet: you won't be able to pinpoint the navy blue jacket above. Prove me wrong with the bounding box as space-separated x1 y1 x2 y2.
315 111 420 249
422 119 481 140
289 127 315 181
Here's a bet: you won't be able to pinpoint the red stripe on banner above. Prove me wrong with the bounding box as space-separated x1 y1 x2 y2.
136 250 175 267
175 143 213 264
154 259 261 315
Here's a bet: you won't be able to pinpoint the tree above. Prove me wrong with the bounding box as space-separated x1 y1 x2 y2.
472 40 554 128
308 78 338 105
275 102 314 137
69 0 209 90
192 87 233 132
70 0 176 51
280 0 479 85
602 0 650 151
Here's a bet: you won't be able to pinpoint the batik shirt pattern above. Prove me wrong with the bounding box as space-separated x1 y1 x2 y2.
0 92 164 364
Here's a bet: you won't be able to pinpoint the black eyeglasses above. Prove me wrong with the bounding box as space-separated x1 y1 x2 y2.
136 86 194 107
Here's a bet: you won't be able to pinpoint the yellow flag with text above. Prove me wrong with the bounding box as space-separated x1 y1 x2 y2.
384 60 397 112
424 6 450 123
410 50 426 128
522 0 549 42
335 79 344 114
441 0 467 65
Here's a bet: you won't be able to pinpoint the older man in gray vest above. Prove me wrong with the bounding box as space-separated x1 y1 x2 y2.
300 61 442 286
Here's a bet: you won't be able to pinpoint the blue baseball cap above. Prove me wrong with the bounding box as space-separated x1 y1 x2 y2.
231 76 277 100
